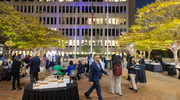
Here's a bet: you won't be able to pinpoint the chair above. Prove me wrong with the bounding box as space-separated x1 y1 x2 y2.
50 68 61 78
80 67 87 80
70 70 78 82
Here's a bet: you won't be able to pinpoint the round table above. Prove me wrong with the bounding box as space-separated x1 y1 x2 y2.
22 82 79 100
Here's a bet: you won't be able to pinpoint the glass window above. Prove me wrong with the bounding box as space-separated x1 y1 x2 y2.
51 17 53 24
73 29 75 36
96 18 99 24
116 6 119 13
69 40 72 46
112 18 115 25
70 6 72 13
105 29 107 36
82 6 84 13
116 29 119 36
82 29 84 36
24 6 27 13
32 6 34 13
85 29 88 36
66 17 69 24
43 6 46 13
28 6 31 13
85 6 88 13
112 40 115 46
88 18 91 25
47 6 50 13
100 18 103 24
40 6 42 13
59 17 61 24
82 18 84 24
59 0 64 2
55 6 57 13
108 29 111 36
100 29 103 36
66 6 69 13
62 6 65 13
108 18 111 24
93 6 96 13
82 0 88 2
120 17 123 25
21 6 23 12
54 17 56 24
89 6 91 13
47 17 49 24
70 17 72 24
62 17 65 24
120 29 123 35
70 29 72 36
66 29 69 36
101 6 103 13
105 6 107 13
77 29 79 36
97 6 99 13
43 17 46 24
124 17 126 25
120 6 123 13
77 18 80 24
36 6 38 13
116 18 119 25
85 18 88 24
112 29 115 36
59 6 61 13
112 6 115 13
108 6 111 13
124 6 126 13
51 6 54 13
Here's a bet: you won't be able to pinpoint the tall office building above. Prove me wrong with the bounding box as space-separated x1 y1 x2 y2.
2 0 135 56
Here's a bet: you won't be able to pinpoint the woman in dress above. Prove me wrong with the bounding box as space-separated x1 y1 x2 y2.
43 54 47 70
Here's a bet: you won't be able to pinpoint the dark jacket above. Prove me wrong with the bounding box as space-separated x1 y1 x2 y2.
77 64 85 74
11 60 21 74
89 61 107 82
139 57 145 65
55 55 61 64
127 62 136 74
28 56 40 74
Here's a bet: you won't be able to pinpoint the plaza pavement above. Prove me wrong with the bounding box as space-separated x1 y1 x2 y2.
0 63 180 100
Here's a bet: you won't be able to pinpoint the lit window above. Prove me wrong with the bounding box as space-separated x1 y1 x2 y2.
73 40 75 45
77 40 79 46
66 0 73 2
116 18 119 25
122 0 126 2
112 40 115 46
120 17 123 25
108 18 111 24
124 17 126 25
112 18 115 25
88 18 91 25
96 18 100 24
69 40 72 46
59 0 64 2
114 0 119 2
81 40 84 46
100 18 103 24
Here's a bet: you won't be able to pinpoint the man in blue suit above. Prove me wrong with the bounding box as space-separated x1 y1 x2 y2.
27 52 41 83
84 54 109 100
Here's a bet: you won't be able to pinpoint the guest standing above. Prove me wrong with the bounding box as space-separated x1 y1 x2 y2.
127 57 138 92
43 54 47 70
55 53 61 64
84 54 109 100
109 54 123 96
12 53 16 60
28 52 41 83
67 61 76 76
11 56 22 90
25 55 30 64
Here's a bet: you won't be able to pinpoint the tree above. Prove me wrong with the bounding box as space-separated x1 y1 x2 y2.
93 34 102 53
0 2 68 58
134 0 180 67
81 35 90 52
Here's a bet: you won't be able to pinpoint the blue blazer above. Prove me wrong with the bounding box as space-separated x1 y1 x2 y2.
89 61 107 82
28 56 41 74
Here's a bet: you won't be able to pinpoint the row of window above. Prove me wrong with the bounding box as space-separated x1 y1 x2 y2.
39 17 126 25
68 39 119 47
14 5 126 13
2 0 126 2
59 28 126 36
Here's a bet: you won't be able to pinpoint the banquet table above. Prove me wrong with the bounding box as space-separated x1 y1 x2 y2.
145 63 163 72
135 64 147 83
22 82 79 100
164 64 177 76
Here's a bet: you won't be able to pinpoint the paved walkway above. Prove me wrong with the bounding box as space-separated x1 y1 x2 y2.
0 67 180 100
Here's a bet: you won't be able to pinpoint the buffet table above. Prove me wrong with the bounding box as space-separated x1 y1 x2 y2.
22 82 79 100
136 64 147 83
145 63 163 72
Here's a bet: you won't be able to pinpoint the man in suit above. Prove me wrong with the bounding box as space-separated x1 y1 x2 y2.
84 54 109 100
55 53 61 64
28 52 41 83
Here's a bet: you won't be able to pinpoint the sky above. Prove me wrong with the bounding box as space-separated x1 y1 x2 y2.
136 0 155 10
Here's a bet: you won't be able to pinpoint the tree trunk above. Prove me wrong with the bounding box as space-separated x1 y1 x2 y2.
173 51 179 68
148 51 151 60
2 45 9 59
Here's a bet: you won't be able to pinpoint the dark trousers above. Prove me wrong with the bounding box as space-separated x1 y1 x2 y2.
30 73 39 83
12 73 20 88
86 81 102 100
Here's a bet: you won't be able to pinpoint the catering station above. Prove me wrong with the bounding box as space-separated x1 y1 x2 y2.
22 75 79 100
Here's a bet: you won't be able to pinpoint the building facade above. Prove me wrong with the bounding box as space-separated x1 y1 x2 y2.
2 0 135 56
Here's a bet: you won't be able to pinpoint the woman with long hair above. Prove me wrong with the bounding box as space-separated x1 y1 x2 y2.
43 54 47 70
127 56 138 92
109 54 123 96
67 61 76 76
